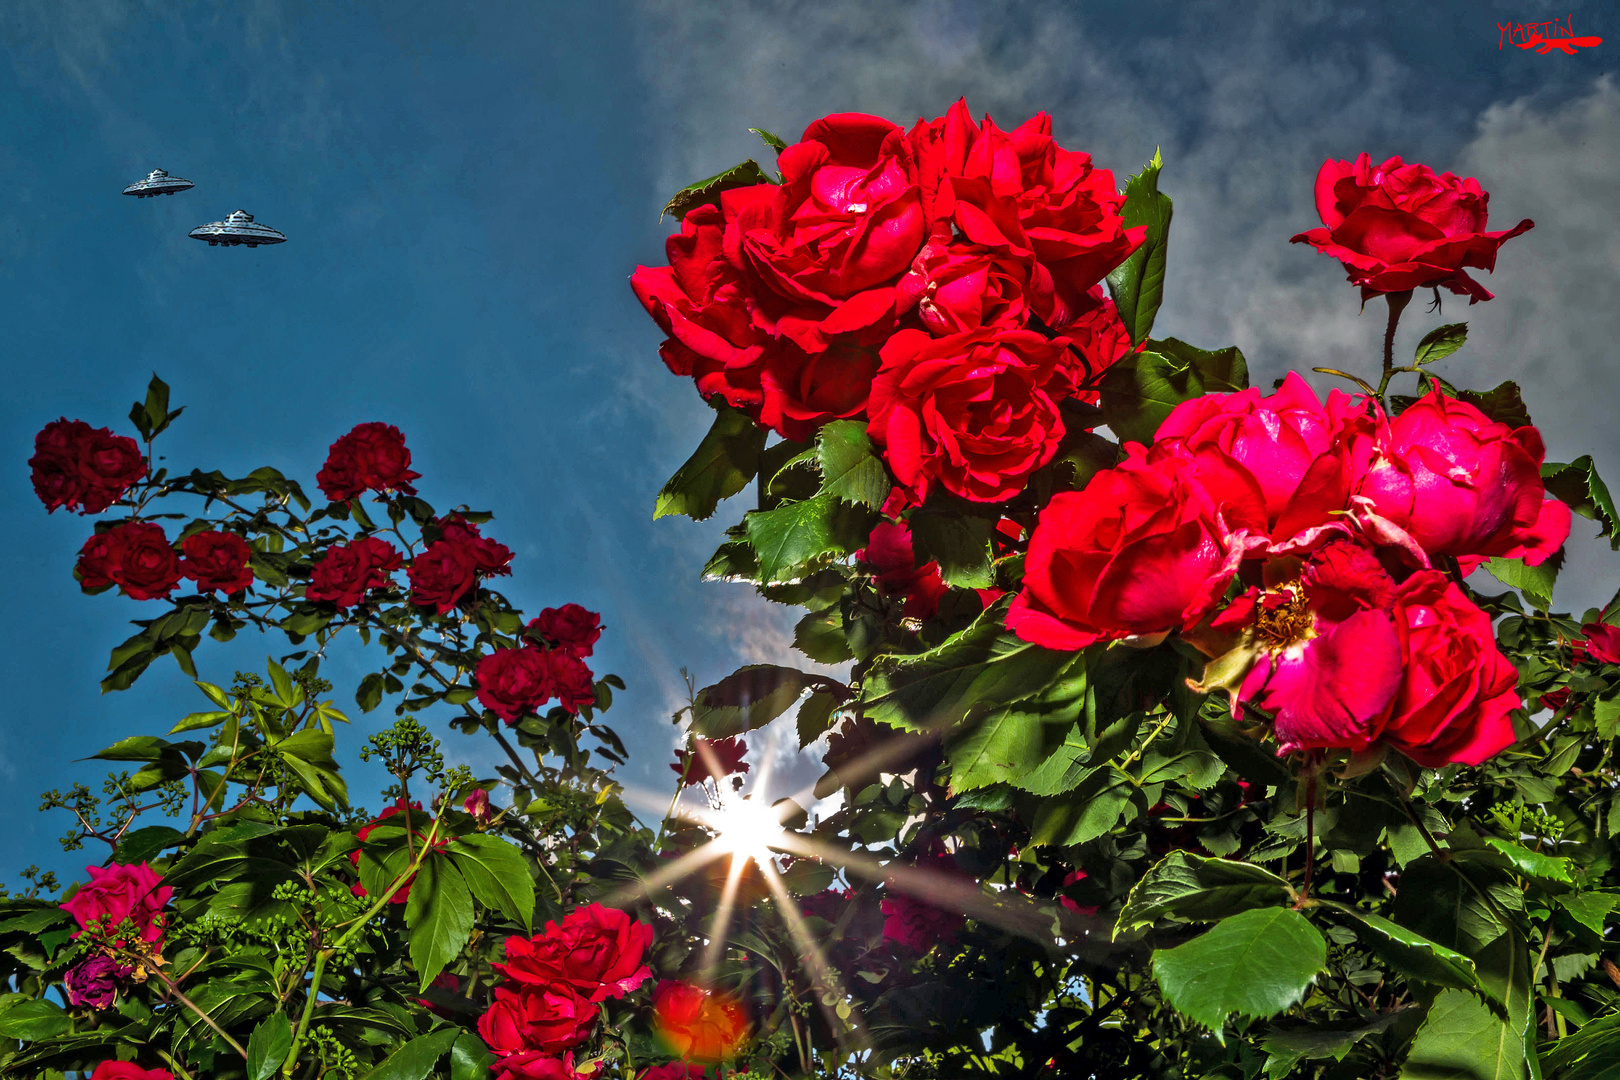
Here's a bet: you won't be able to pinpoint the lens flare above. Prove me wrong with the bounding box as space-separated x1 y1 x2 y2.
652 978 750 1063
708 794 786 863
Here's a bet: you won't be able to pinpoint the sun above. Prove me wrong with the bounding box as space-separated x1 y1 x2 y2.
705 793 787 864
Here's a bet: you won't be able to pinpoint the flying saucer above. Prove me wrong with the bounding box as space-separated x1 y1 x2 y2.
188 210 287 248
122 169 194 198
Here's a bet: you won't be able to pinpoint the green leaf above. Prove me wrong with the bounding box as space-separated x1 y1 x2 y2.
89 735 169 762
793 606 853 665
1319 904 1483 995
356 672 385 713
795 691 839 748
1557 891 1618 936
1390 857 1521 957
662 159 773 221
749 127 788 154
170 709 231 733
1541 1007 1620 1077
114 825 184 865
744 493 869 583
1400 988 1528 1080
1117 852 1293 934
246 1013 293 1080
1151 907 1326 1040
358 1025 463 1080
1485 551 1562 611
1544 456 1619 548
1457 381 1531 429
1105 148 1172 345
1414 323 1469 365
448 835 535 932
0 999 72 1040
1263 1015 1401 1080
861 600 1073 733
1482 836 1573 884
1099 338 1249 445
946 706 1065 792
691 664 830 738
1026 766 1136 847
815 420 890 509
655 404 768 521
909 511 994 590
404 859 476 992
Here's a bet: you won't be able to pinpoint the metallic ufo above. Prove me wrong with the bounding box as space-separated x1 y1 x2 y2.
123 169 194 198
188 209 287 248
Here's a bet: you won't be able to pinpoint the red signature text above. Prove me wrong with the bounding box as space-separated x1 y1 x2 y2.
1499 15 1602 54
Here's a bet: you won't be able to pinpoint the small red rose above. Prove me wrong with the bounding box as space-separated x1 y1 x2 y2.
75 522 182 601
528 604 603 658
306 536 403 608
316 422 421 502
180 530 254 594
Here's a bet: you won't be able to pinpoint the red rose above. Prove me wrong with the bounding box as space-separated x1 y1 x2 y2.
60 862 172 945
408 539 482 613
546 650 596 715
908 100 1145 329
464 788 492 823
857 519 948 620
880 890 965 952
1356 386 1570 571
896 239 1030 334
1540 688 1572 713
30 419 147 514
1290 153 1533 303
496 904 654 1002
75 522 181 601
652 981 749 1063
179 531 254 594
1575 624 1620 665
1008 445 1241 650
868 326 1081 503
89 1064 172 1080
1060 287 1138 396
348 799 431 904
477 648 556 723
737 113 925 353
528 604 602 658
1149 371 1373 553
492 1053 581 1080
436 513 484 542
316 422 421 502
479 984 597 1058
1374 571 1521 766
671 737 751 786
1059 869 1100 918
306 536 403 607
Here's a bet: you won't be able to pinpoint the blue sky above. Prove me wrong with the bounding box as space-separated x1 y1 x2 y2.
3 0 1616 885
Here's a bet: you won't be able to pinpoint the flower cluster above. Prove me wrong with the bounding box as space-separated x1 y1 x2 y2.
315 421 421 502
1009 375 1570 766
475 604 602 724
29 419 146 514
1291 153 1534 304
59 862 174 1009
478 904 654 1080
633 101 1145 505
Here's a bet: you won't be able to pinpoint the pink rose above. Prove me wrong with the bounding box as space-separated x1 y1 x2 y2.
1008 445 1241 650
1150 372 1372 552
89 1064 172 1080
61 862 172 945
641 1064 706 1080
464 788 492 823
1356 386 1570 570
1290 153 1533 302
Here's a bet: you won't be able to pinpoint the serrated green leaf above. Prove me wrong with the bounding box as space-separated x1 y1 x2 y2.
655 404 767 521
88 735 169 762
115 825 185 865
246 1013 292 1080
1152 907 1326 1040
749 127 787 154
448 835 535 932
1105 149 1172 345
1400 987 1528 1080
1414 323 1468 365
170 709 231 733
795 691 838 748
1319 903 1484 996
1544 456 1619 549
1485 551 1562 610
662 159 773 221
1026 766 1136 847
0 999 71 1040
357 672 385 714
1483 836 1573 884
404 859 475 992
1457 380 1531 429
1117 852 1293 934
1099 338 1248 445
1557 892 1618 936
815 420 890 509
793 606 853 664
744 493 868 583
691 664 829 738
358 1025 463 1080
909 511 994 589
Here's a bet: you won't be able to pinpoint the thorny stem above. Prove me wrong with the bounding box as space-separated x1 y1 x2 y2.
1377 290 1413 401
